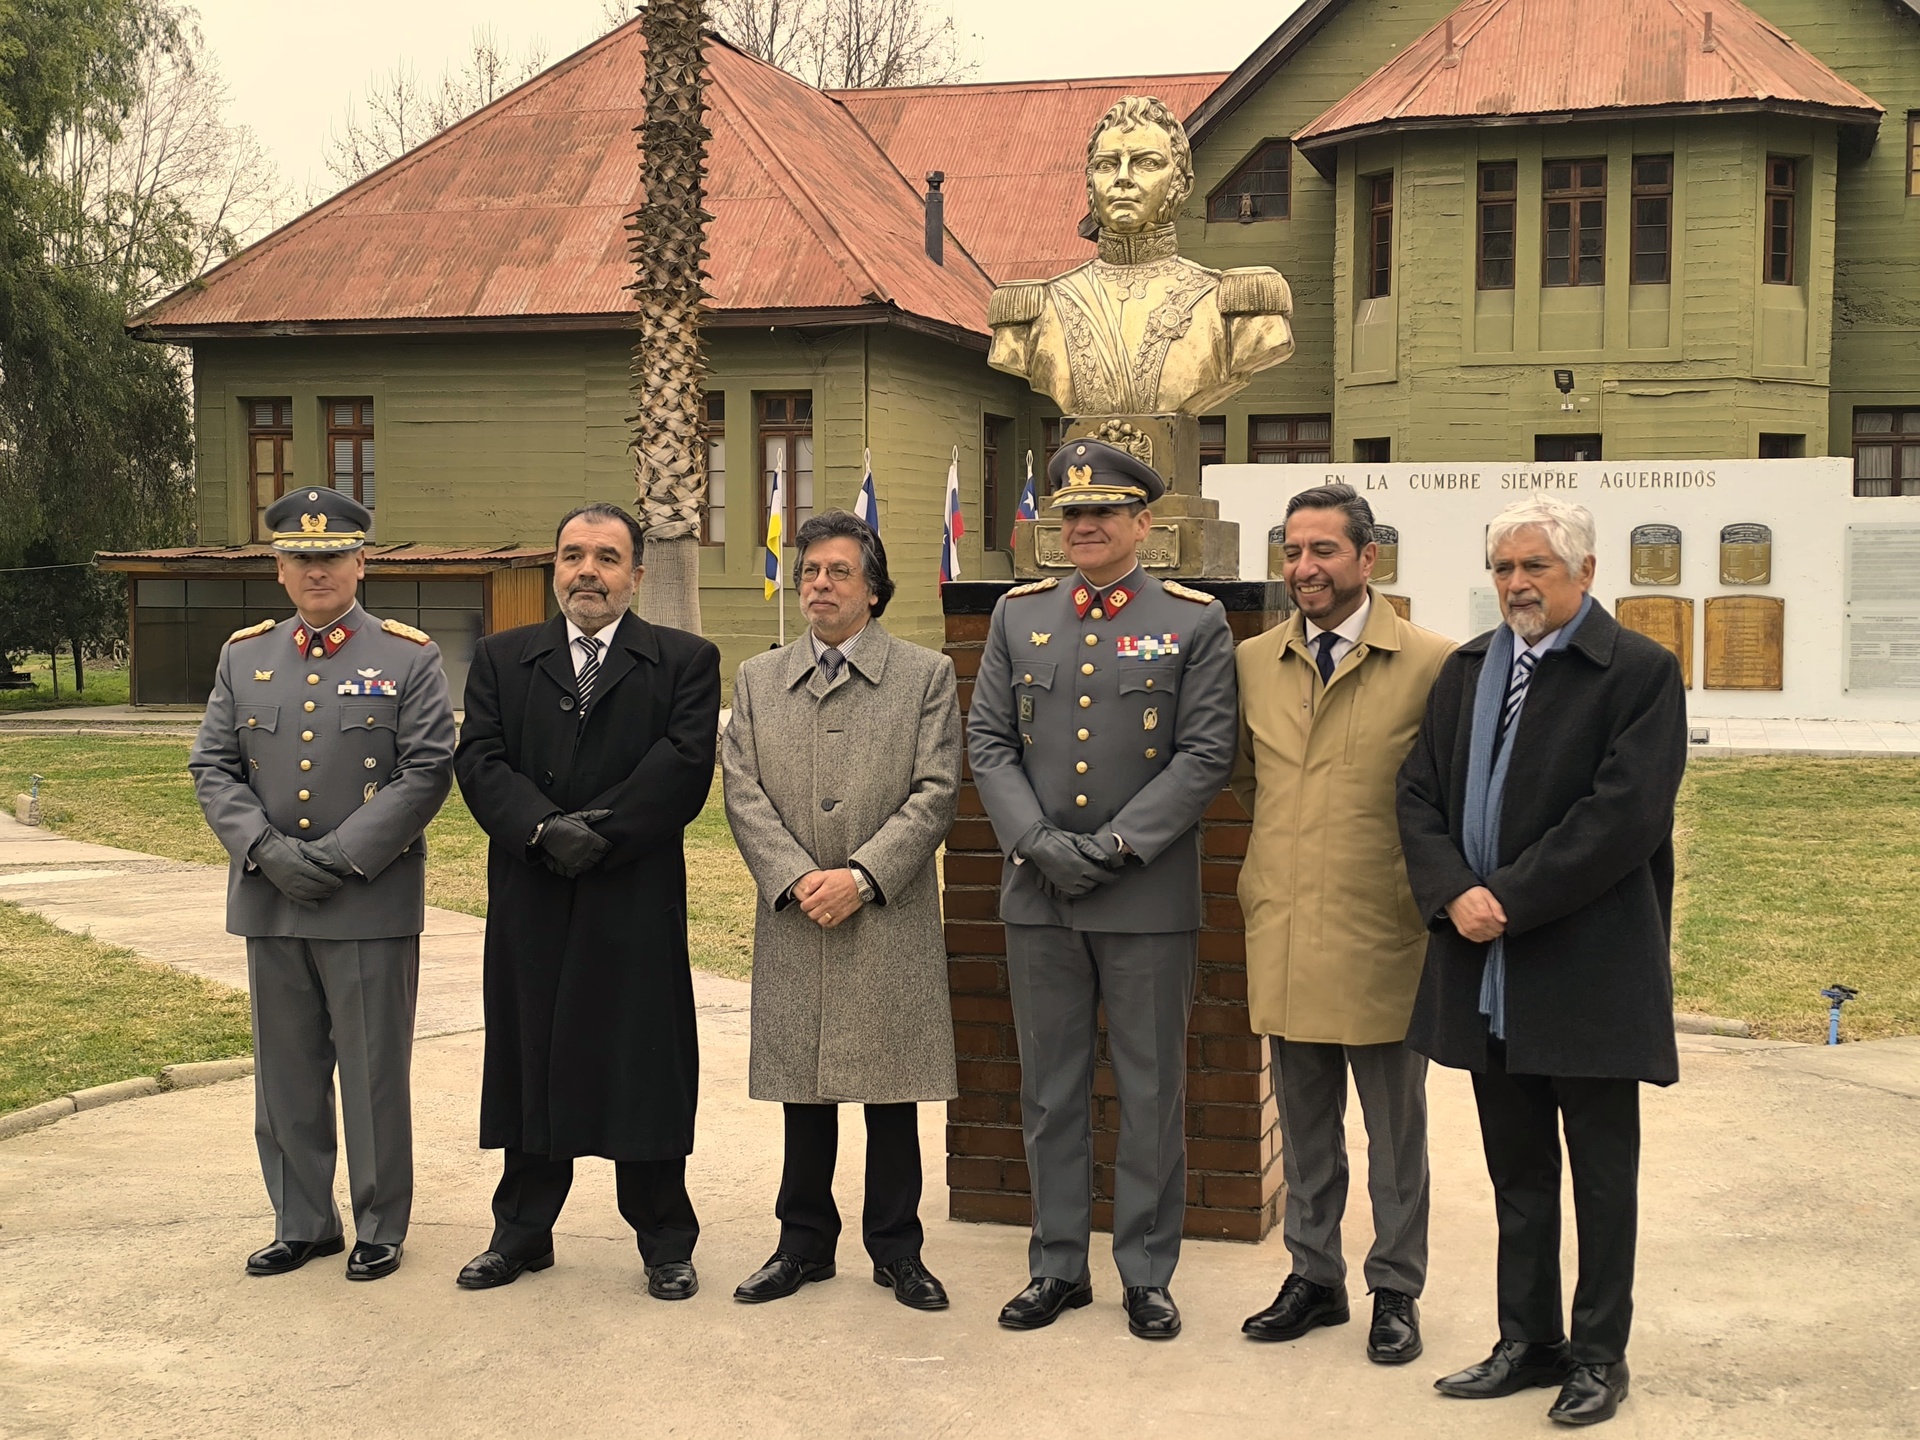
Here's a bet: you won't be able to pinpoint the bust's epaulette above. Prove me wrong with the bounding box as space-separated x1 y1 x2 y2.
382 618 432 645
1005 577 1059 598
1160 579 1218 605
988 280 1048 327
1217 266 1293 318
227 618 276 643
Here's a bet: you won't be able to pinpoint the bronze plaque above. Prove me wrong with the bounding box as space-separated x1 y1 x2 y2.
1035 523 1182 571
1629 524 1682 586
1267 524 1286 581
1719 523 1772 585
1382 592 1411 621
1704 596 1785 690
1373 523 1400 585
1615 595 1694 689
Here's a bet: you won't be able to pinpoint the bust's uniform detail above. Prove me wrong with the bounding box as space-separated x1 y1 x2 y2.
188 488 455 1265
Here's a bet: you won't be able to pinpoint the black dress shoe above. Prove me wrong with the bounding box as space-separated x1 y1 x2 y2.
1548 1360 1630 1426
346 1241 403 1281
1435 1338 1575 1398
1367 1288 1422 1364
245 1236 345 1276
1242 1274 1351 1342
733 1252 835 1303
997 1276 1093 1330
1122 1286 1181 1340
645 1260 698 1300
456 1248 555 1290
874 1256 949 1311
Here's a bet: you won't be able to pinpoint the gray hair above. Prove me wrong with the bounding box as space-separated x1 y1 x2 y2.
794 509 895 616
1485 497 1596 573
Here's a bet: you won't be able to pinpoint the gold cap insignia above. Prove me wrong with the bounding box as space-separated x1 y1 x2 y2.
299 512 327 534
1067 464 1093 486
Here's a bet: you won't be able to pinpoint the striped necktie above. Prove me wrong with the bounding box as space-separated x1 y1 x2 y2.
818 646 846 683
1496 648 1537 748
575 634 604 716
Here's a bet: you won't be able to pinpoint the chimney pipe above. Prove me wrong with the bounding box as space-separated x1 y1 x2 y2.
1702 10 1717 50
1441 16 1460 66
925 171 945 265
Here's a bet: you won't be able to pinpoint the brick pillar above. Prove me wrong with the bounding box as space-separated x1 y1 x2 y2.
941 579 1291 1242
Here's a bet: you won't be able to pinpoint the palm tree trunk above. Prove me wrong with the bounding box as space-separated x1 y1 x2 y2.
629 0 712 635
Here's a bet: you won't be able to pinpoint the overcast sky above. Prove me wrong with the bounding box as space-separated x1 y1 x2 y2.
189 0 1302 200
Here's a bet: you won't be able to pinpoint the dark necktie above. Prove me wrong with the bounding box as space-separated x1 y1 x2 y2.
575 634 603 715
818 646 846 683
1313 630 1340 686
1496 648 1538 749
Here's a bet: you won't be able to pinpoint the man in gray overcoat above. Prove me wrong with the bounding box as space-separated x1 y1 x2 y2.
722 509 961 1312
189 487 456 1282
969 439 1238 1341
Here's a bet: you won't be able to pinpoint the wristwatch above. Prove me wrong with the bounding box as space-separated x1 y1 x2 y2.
851 864 878 905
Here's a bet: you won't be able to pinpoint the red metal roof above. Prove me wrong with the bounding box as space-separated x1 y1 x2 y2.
132 24 996 339
836 74 1228 282
1295 0 1883 159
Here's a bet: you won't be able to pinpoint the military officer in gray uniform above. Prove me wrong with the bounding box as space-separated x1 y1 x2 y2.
969 438 1238 1340
189 487 455 1282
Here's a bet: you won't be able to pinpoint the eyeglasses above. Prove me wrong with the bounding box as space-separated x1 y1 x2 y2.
799 561 860 584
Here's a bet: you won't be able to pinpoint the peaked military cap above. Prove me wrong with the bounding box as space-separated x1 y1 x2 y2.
266 488 370 553
1046 437 1167 510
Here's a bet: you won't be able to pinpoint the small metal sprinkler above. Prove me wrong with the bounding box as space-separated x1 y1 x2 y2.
1820 984 1859 1045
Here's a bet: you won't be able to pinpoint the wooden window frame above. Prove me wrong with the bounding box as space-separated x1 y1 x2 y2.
1765 156 1797 286
1908 113 1919 198
757 392 814 540
1041 417 1067 473
1208 140 1291 223
1366 173 1394 299
1198 416 1227 470
322 397 375 509
1477 163 1517 290
700 391 726 546
1249 415 1333 465
982 414 1013 552
1543 158 1607 287
1354 437 1392 463
245 398 294 542
1851 408 1920 497
1630 154 1673 285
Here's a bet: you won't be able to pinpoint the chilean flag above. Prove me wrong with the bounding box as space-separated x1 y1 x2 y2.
1015 449 1039 521
940 446 963 584
855 448 880 536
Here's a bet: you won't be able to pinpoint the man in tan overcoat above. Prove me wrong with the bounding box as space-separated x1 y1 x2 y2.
1232 484 1455 1365
721 509 961 1312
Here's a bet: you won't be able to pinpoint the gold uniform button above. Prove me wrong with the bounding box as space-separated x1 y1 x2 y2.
1090 607 1104 619
1075 794 1088 807
307 674 319 685
1076 761 1088 774
364 758 377 769
365 716 375 726
1081 663 1094 675
301 730 314 742
311 647 324 658
1079 695 1092 708
1023 673 1032 683
1145 747 1158 759
304 700 315 712
300 759 312 771
298 789 310 801
1145 678 1155 689
297 818 311 830
246 717 257 728
1077 728 1090 741
1084 635 1098 647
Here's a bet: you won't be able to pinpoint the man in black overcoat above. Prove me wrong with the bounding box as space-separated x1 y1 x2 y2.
1397 497 1686 1428
452 503 721 1300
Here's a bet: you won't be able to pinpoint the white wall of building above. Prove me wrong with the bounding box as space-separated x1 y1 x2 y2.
1204 458 1920 721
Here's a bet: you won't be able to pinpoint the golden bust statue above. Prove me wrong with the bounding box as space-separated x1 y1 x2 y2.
987 96 1296 416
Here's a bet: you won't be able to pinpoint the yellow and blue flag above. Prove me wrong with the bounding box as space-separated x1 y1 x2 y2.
763 454 785 600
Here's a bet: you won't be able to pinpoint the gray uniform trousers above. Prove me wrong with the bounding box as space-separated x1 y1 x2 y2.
1006 924 1197 1289
1271 1036 1430 1296
247 936 420 1245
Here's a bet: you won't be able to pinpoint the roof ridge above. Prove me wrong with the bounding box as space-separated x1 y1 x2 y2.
830 72 1229 98
135 16 649 327
1389 0 1511 122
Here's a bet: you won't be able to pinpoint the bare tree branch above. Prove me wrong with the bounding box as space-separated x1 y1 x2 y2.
706 0 976 88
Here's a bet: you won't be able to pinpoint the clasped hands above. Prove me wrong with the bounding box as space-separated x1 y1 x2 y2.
793 868 863 929
535 808 614 879
1447 884 1507 943
1017 821 1126 902
251 829 358 907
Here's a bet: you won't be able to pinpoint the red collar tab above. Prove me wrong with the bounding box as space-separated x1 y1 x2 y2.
1076 581 1134 621
292 622 354 657
1072 584 1095 620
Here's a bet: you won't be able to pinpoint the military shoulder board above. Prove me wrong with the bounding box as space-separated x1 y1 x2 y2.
382 618 432 644
1005 577 1059 598
1160 580 1218 605
227 618 277 643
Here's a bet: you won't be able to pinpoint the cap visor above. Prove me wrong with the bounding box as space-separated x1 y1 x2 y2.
271 534 366 552
1047 487 1148 511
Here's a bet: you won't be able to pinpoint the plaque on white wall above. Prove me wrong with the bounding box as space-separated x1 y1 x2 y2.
1468 587 1502 636
1846 524 1920 605
1846 614 1920 692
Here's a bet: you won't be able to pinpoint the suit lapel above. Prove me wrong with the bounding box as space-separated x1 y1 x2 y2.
591 613 657 709
521 615 576 700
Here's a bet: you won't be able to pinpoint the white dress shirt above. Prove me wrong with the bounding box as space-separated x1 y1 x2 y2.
1303 593 1372 671
809 621 869 664
565 614 622 675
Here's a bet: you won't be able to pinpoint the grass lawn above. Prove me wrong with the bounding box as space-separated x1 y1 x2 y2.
0 903 254 1113
0 734 757 981
0 656 130 712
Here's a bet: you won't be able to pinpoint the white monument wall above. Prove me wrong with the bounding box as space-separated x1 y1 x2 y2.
1204 458 1920 722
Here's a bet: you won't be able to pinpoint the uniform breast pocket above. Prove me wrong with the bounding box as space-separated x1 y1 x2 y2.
237 704 280 735
1015 662 1055 724
1117 662 1180 701
340 701 399 737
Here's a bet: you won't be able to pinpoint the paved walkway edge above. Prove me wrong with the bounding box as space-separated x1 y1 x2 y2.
0 1057 255 1141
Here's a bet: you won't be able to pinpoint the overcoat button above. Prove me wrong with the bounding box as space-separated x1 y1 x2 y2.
821 798 837 812
560 694 576 711
544 770 554 784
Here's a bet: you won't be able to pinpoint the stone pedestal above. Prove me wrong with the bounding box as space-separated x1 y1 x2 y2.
940 578 1290 1241
1013 413 1240 579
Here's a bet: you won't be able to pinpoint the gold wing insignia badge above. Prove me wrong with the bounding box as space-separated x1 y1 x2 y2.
227 618 277 643
1161 580 1218 605
253 669 273 681
1030 632 1051 646
357 668 383 678
1005 577 1059 598
381 618 431 645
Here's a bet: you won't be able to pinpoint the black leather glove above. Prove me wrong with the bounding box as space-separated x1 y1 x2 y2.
251 828 345 906
1015 822 1118 899
537 808 613 879
296 831 358 880
1068 830 1127 872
